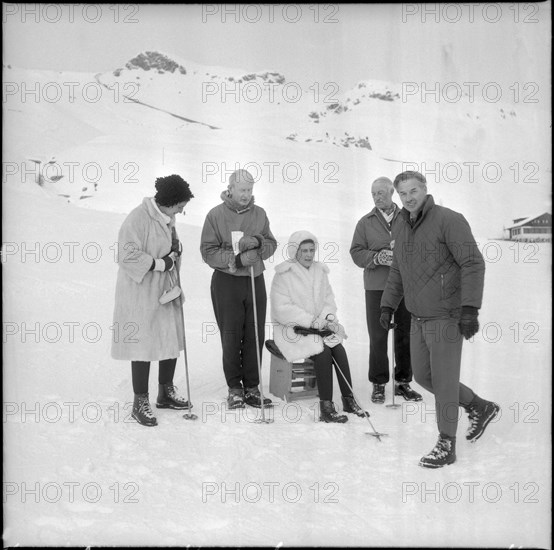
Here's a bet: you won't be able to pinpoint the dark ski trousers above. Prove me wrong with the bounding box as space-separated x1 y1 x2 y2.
311 344 353 402
210 270 266 390
366 291 412 384
131 358 177 394
410 317 476 438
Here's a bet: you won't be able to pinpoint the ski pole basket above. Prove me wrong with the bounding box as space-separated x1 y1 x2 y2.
265 340 318 402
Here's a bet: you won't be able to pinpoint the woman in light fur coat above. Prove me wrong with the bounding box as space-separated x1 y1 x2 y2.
112 175 194 427
270 230 367 423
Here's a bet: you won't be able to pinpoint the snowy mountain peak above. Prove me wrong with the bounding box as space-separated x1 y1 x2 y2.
307 79 401 122
228 71 285 85
118 51 187 75
112 50 286 86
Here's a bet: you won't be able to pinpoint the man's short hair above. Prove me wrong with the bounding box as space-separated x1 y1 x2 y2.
372 176 394 189
229 169 255 188
393 171 427 190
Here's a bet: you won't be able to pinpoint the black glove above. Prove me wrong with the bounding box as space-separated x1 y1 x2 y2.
170 226 182 256
161 253 175 271
151 253 175 272
379 307 396 330
459 306 479 339
171 237 182 257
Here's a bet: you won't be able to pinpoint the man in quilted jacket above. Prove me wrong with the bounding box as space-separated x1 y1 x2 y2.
381 171 500 468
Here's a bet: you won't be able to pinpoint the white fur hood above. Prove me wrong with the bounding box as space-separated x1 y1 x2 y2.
275 229 329 275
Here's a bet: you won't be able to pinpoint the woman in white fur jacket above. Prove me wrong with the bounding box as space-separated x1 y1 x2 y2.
270 230 367 423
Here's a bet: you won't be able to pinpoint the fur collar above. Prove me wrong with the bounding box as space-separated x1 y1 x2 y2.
274 259 330 275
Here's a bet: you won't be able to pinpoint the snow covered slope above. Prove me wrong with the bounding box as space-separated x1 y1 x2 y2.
2 52 551 547
4 52 550 236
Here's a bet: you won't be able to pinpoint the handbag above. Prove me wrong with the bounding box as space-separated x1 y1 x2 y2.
159 268 183 305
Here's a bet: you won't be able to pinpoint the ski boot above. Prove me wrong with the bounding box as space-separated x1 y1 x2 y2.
319 400 348 423
395 382 423 402
244 386 272 408
464 398 500 442
419 434 456 468
132 393 158 427
227 387 245 409
156 383 193 410
371 383 385 404
342 395 369 417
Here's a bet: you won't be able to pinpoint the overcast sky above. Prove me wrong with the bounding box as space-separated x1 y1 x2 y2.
3 3 551 94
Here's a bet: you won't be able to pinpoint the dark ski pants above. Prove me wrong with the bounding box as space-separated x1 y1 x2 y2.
131 358 177 394
210 270 266 390
311 344 353 402
410 317 476 438
366 291 412 384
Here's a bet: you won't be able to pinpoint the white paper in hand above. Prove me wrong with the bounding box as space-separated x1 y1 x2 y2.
231 231 244 255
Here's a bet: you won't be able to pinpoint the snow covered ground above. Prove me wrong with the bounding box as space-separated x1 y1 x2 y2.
2 55 551 547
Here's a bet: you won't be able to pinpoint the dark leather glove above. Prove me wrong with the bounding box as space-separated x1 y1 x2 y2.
238 235 262 252
161 253 175 271
379 307 396 330
170 237 182 257
151 253 175 272
170 226 182 256
459 306 479 339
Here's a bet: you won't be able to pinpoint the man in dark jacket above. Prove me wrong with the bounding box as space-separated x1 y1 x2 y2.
350 177 422 404
200 169 278 409
381 171 499 468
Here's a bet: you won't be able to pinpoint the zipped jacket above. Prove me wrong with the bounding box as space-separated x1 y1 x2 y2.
381 195 485 319
350 204 402 290
200 191 277 277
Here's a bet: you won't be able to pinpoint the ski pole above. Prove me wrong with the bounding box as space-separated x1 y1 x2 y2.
176 266 197 420
386 317 401 410
331 357 387 441
250 265 272 424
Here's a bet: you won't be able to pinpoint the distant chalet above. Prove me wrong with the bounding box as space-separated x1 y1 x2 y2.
506 213 552 242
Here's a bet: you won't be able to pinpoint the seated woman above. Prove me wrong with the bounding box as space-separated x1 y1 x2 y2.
270 230 367 423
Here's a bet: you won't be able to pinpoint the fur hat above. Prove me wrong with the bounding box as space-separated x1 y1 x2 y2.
154 174 194 207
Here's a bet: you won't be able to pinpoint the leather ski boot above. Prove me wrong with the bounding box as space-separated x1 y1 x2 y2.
132 393 158 427
319 400 348 423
